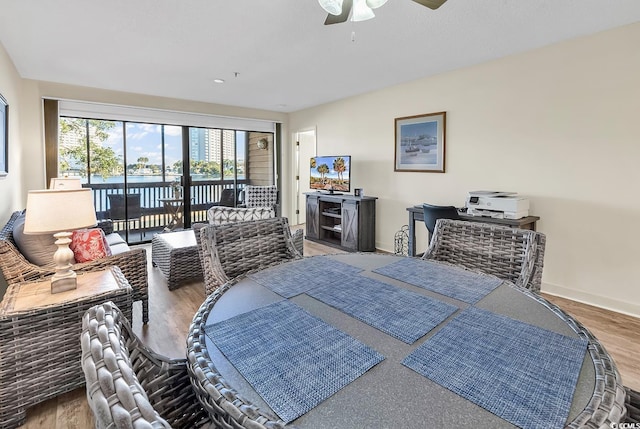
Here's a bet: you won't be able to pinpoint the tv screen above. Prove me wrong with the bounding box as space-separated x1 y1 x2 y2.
310 155 351 193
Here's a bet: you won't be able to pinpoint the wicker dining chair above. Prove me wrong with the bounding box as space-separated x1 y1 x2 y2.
422 219 546 293
80 302 209 429
198 217 303 295
625 386 640 423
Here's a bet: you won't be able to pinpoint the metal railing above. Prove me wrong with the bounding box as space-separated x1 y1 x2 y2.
85 179 247 242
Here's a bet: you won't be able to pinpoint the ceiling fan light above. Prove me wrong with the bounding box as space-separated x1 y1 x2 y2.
365 0 388 9
318 0 344 16
352 0 375 21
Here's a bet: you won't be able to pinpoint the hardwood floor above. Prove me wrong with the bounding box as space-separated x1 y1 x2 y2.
18 238 639 428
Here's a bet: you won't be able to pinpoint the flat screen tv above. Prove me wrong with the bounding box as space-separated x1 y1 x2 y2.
310 155 351 194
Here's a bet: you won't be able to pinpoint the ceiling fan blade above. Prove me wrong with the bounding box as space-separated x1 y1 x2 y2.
411 0 447 10
324 0 353 25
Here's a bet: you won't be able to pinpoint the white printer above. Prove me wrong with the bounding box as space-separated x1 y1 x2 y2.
465 191 529 219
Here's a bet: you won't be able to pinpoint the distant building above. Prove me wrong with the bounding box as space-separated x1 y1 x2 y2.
189 128 235 163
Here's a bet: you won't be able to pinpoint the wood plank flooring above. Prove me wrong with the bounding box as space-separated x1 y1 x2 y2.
18 237 640 428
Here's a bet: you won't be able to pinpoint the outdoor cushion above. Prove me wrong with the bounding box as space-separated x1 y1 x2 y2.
105 232 131 255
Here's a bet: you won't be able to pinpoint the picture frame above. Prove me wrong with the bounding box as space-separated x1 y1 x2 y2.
0 93 7 178
394 111 446 173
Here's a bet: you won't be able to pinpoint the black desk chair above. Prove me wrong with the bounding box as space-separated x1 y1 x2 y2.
422 203 460 239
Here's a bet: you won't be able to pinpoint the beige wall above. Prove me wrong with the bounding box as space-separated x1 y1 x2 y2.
0 53 289 220
0 42 26 221
287 23 640 317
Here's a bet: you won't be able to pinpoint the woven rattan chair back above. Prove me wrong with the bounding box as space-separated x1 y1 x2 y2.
198 217 302 295
422 203 460 236
422 219 546 293
81 302 209 429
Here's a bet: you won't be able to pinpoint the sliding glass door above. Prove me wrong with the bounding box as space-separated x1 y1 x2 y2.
58 116 271 243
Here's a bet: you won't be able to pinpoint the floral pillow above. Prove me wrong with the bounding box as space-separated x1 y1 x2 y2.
70 228 112 263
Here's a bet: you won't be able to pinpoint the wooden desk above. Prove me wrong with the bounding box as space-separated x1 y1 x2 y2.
0 268 132 429
406 205 540 256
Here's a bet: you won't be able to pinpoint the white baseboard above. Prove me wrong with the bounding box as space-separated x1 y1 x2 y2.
542 282 640 319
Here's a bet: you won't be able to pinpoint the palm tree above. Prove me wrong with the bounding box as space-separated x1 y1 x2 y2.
333 157 346 182
317 164 330 183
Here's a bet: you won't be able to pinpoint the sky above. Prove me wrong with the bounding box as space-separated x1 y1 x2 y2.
103 123 245 168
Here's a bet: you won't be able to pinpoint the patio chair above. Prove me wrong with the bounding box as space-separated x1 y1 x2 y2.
242 185 279 214
80 302 209 429
209 188 238 208
422 219 546 293
198 217 303 295
107 193 145 239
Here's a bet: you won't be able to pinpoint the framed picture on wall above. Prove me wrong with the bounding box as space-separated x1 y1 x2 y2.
394 111 446 173
0 93 7 177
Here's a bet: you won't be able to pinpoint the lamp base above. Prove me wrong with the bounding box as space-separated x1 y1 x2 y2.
51 231 77 294
51 276 77 294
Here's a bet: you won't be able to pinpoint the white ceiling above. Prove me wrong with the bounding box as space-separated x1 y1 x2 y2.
1 0 640 113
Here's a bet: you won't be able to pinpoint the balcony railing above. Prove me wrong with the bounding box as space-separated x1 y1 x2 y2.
85 179 248 243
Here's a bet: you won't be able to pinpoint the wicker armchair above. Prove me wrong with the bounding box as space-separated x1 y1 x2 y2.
205 206 304 256
81 302 209 429
0 211 149 322
199 217 303 295
422 219 546 293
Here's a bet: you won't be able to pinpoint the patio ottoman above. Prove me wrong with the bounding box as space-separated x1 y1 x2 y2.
151 230 203 290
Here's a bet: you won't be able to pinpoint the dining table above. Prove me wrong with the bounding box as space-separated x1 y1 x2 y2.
186 253 627 429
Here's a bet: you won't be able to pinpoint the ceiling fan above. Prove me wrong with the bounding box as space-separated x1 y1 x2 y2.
319 0 448 25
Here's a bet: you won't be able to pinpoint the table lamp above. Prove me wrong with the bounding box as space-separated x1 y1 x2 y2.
49 177 82 190
24 188 98 293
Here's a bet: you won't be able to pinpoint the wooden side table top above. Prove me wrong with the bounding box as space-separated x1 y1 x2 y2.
1 267 130 314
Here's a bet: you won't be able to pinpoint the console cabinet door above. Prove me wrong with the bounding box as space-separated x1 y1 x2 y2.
305 195 319 239
341 200 358 250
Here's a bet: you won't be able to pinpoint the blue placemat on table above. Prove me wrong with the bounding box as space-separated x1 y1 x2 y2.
307 274 458 344
373 258 502 304
248 256 363 298
205 300 384 423
402 306 588 429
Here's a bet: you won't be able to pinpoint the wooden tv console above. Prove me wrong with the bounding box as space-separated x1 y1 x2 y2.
305 192 377 252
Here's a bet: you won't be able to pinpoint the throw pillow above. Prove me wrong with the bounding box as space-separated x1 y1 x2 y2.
70 228 112 263
12 212 58 266
207 206 275 225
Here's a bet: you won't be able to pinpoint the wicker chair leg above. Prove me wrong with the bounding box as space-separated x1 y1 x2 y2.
142 297 149 323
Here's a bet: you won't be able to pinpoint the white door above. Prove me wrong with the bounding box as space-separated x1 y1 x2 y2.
295 129 316 225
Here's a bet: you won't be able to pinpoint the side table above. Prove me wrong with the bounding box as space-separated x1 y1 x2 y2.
0 267 132 429
152 230 203 290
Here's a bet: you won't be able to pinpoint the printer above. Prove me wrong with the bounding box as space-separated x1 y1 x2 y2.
465 191 529 219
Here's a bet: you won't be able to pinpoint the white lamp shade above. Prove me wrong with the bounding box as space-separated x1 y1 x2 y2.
24 189 97 234
49 177 83 190
319 0 343 15
352 0 375 21
365 0 388 9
